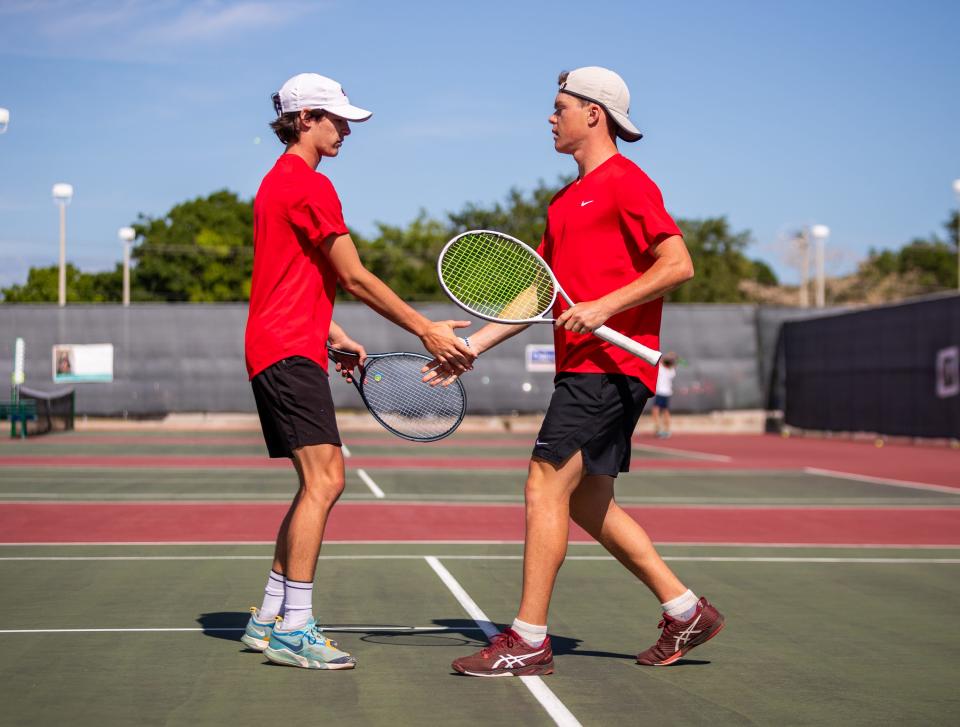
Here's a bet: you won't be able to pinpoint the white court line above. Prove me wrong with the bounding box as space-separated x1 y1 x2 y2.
631 443 732 462
341 443 352 458
804 467 960 494
1 554 957 563
356 469 385 499
424 556 581 727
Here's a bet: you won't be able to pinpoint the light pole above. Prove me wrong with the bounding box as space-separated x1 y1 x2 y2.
953 179 960 291
798 229 810 308
119 227 136 306
810 224 830 308
52 183 74 307
0 108 9 134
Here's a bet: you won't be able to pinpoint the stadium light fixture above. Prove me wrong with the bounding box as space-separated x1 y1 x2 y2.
810 224 830 308
119 226 136 307
52 183 74 307
0 108 9 134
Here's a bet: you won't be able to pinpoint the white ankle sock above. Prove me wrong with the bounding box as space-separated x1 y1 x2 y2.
280 578 313 631
257 570 285 621
661 589 699 621
511 618 547 647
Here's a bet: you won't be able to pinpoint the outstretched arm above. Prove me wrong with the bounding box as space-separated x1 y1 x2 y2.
323 233 476 373
423 320 531 386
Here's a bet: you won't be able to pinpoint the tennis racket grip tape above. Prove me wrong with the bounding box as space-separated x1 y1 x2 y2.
593 326 662 366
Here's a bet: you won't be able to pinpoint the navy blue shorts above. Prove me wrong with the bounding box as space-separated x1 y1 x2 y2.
653 395 671 409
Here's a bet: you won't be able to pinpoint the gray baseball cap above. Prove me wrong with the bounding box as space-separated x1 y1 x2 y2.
559 66 642 142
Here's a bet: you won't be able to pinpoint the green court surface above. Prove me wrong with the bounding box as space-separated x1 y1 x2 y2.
1 428 958 725
1 466 959 506
0 430 681 460
1 542 958 726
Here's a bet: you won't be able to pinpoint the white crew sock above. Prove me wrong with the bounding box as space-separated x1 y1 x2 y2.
279 578 313 631
661 589 699 622
511 618 548 647
257 570 285 622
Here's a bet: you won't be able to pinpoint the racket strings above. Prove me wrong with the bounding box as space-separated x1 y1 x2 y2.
361 355 465 440
440 232 555 321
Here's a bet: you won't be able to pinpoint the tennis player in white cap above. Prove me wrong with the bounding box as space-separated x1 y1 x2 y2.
451 67 724 676
241 73 474 669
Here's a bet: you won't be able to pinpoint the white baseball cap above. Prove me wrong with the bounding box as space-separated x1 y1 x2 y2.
274 73 372 122
559 66 642 142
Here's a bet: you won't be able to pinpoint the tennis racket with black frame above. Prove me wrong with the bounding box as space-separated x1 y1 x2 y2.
437 229 662 366
327 346 466 442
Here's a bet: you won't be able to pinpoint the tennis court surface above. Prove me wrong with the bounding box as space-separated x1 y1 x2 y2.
1 427 958 725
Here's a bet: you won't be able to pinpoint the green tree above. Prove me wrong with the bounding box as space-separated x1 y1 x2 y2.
352 213 450 300
2 182 780 305
1 264 121 303
447 180 566 246
351 180 568 301
668 217 774 302
859 211 959 290
131 189 254 301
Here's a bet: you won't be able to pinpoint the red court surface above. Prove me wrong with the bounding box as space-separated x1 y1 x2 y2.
2 501 958 546
2 432 957 486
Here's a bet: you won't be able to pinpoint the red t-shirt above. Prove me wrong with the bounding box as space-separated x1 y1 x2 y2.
538 154 681 392
245 155 348 379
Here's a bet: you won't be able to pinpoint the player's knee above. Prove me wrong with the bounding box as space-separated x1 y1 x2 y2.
524 477 562 509
301 474 345 504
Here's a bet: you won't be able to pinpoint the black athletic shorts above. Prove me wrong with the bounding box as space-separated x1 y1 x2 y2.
532 372 652 477
251 356 341 459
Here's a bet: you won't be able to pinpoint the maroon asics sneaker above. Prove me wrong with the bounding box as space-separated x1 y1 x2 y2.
452 628 554 677
636 597 725 666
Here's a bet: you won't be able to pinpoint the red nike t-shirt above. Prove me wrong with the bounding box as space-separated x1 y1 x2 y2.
245 154 348 379
538 154 681 393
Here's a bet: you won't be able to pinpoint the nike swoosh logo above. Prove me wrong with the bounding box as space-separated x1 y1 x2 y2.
535 440 549 446
580 200 594 207
274 634 304 653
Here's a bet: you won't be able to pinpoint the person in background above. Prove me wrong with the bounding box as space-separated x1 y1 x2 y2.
652 352 678 438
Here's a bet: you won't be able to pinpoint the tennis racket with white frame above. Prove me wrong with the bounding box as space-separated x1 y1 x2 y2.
437 230 662 366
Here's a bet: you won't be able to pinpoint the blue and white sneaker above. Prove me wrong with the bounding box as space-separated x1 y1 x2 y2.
240 607 279 651
264 618 356 670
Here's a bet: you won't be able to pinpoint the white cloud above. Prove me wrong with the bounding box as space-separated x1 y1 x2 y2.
0 0 325 61
137 2 284 45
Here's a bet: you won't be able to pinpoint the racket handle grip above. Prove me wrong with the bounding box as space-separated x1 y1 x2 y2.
593 326 662 366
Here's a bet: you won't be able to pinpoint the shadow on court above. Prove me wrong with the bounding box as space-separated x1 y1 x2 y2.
197 611 248 642
193 613 670 663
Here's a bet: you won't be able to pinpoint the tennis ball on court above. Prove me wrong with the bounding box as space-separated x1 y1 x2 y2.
874 439 884 448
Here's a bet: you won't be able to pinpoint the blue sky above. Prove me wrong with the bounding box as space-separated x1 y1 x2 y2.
0 0 958 288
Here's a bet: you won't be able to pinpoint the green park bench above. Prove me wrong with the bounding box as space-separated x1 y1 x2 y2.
0 400 37 439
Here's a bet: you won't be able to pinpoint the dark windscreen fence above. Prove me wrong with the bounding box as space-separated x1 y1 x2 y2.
781 295 960 438
0 303 769 417
19 385 76 435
